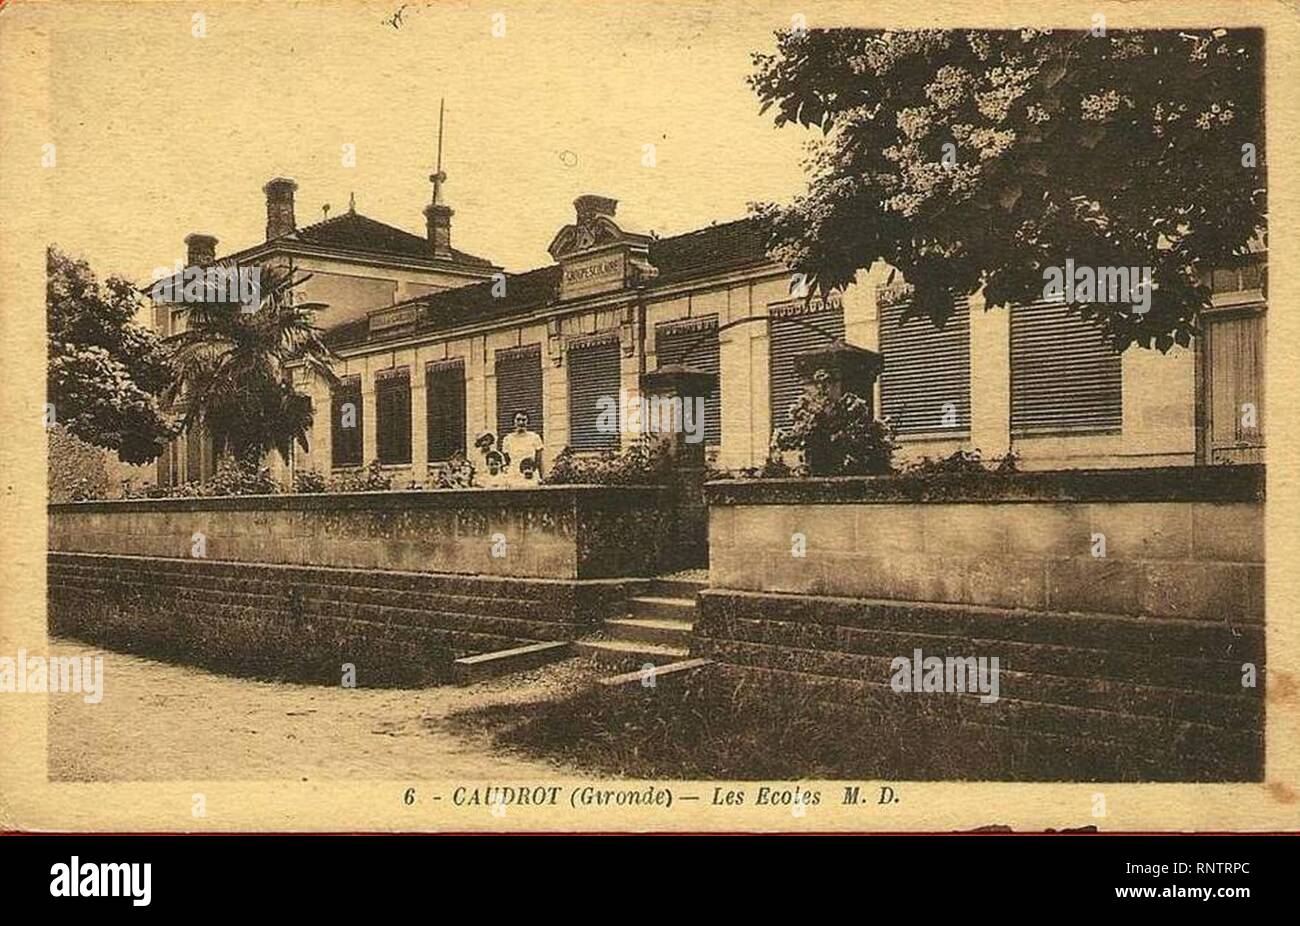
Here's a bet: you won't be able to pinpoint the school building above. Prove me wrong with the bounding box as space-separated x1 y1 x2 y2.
149 173 1266 488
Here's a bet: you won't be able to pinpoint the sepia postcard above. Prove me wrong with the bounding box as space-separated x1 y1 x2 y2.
1 0 1298 845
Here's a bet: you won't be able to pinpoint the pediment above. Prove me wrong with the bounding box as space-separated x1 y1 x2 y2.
548 215 646 261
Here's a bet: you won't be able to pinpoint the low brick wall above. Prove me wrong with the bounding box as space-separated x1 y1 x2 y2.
700 465 1266 779
47 486 666 684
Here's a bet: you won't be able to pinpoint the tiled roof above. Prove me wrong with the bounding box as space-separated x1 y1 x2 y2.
325 216 773 349
286 210 495 268
646 216 772 285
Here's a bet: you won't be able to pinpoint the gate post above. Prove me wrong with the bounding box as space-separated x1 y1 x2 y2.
640 363 716 572
792 339 883 413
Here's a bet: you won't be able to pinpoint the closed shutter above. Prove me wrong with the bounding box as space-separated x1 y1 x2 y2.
426 359 466 462
567 336 621 451
655 315 721 445
375 368 412 464
878 294 970 435
1010 300 1121 434
185 428 201 483
495 344 544 438
1204 311 1265 463
331 377 363 468
769 299 846 432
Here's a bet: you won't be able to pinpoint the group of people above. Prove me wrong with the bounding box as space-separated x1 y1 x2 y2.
475 411 544 487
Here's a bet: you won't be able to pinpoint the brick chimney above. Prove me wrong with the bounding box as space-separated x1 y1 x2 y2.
574 194 618 225
424 202 453 258
184 233 218 267
263 177 298 240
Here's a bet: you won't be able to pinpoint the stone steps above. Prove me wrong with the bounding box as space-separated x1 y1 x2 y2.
576 575 706 676
604 616 695 647
627 595 696 622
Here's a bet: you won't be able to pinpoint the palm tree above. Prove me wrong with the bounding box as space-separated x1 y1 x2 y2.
164 262 338 465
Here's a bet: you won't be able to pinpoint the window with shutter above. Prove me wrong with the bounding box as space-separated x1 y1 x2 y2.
495 344 544 438
331 377 363 468
878 293 971 436
769 298 846 433
375 368 412 465
654 315 721 445
566 336 621 451
1010 300 1121 435
426 359 466 462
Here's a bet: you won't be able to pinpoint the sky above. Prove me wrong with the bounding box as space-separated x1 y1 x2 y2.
43 1 821 283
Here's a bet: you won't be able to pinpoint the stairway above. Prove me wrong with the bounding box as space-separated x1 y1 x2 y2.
574 576 704 672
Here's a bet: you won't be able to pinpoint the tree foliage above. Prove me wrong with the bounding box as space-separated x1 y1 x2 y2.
165 263 338 464
47 246 176 463
750 28 1265 350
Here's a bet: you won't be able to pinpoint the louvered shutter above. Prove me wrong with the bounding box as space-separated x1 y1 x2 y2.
375 368 411 465
426 359 466 462
184 428 201 483
1010 300 1121 434
566 336 621 451
331 377 363 468
495 344 544 438
769 299 846 432
878 295 971 435
654 316 721 445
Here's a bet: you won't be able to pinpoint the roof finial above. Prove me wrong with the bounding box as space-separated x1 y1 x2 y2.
348 192 356 214
430 98 447 206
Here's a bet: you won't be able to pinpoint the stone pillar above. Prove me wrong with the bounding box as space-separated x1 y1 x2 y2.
792 339 883 412
641 363 717 572
968 290 1011 458
791 340 884 475
362 373 377 466
411 367 429 485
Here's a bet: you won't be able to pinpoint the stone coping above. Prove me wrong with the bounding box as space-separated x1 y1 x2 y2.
49 484 667 514
704 464 1264 506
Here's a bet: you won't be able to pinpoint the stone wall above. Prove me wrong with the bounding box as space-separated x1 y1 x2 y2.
49 485 666 580
699 465 1266 779
47 486 666 684
49 552 641 686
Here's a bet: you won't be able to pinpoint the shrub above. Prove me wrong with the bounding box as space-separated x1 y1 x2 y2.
773 370 895 476
902 448 1020 477
293 469 327 493
902 448 987 477
328 459 391 492
206 453 278 496
434 452 476 489
545 435 673 486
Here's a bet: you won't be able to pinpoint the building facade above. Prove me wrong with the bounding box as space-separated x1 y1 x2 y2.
149 177 498 486
149 177 1267 489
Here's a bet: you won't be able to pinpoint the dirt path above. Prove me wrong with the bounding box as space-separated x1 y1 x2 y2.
46 637 590 781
